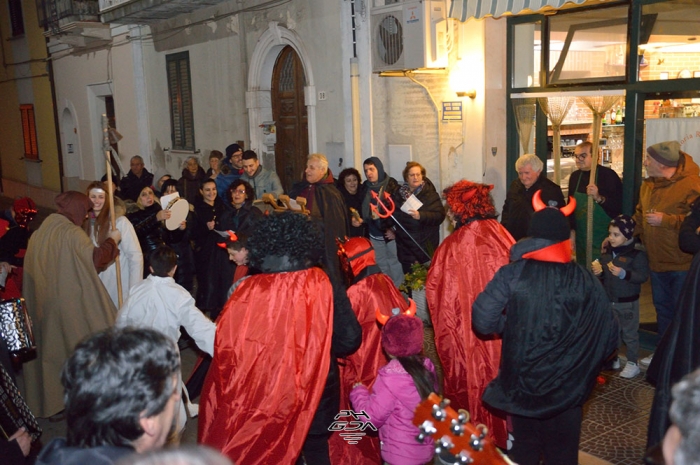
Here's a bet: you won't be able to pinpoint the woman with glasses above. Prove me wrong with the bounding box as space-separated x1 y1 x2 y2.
220 179 263 239
192 178 232 319
390 161 445 273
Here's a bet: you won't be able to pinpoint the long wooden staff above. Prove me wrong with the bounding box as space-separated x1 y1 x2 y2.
102 114 123 307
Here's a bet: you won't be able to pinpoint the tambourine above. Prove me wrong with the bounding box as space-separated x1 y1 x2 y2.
164 198 189 230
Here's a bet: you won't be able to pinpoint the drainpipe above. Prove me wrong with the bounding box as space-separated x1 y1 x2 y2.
351 58 362 168
350 0 362 168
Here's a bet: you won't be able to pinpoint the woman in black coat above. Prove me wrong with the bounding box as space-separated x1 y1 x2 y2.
391 162 445 272
336 168 367 238
127 186 185 278
191 178 232 319
219 179 263 238
178 156 207 205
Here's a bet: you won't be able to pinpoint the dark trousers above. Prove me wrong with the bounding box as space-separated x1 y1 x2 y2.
650 270 687 339
508 406 582 465
295 433 331 465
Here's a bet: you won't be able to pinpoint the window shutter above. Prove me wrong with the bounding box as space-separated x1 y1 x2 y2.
20 104 39 160
166 52 195 151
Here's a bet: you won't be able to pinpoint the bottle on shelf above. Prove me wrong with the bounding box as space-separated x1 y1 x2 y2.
615 107 623 124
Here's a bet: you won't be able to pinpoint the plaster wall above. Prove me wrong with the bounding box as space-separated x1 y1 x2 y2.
142 0 348 177
51 32 142 186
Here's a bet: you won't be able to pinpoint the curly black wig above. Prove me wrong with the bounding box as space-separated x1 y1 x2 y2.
248 212 324 272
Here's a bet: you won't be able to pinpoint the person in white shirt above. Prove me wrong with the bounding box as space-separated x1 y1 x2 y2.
117 245 216 431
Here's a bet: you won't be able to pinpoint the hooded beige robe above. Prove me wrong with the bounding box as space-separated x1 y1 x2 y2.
22 213 117 417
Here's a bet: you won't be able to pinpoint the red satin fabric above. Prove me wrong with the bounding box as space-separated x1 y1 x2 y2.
198 268 334 464
329 273 409 464
425 219 513 448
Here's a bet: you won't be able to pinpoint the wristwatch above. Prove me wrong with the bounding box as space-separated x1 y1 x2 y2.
596 196 606 204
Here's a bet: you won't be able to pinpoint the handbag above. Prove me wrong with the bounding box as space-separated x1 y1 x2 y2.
0 298 36 362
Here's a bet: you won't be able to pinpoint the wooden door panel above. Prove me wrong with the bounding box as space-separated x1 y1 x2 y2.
272 46 308 194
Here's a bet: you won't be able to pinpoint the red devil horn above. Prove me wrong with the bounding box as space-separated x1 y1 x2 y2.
532 190 547 212
560 196 576 217
404 298 416 317
375 309 390 326
217 242 227 249
227 231 238 242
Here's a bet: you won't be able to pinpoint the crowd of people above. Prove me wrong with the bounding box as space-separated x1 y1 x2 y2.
2 138 700 464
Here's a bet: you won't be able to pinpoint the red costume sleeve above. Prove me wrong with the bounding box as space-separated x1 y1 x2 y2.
92 238 119 272
198 268 334 464
425 219 513 449
329 273 409 464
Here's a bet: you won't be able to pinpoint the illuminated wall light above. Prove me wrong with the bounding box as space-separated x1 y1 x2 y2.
450 59 477 99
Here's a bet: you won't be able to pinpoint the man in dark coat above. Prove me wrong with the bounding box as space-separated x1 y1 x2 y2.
646 198 700 449
289 153 349 285
473 205 618 465
569 141 623 265
120 156 154 202
501 153 568 241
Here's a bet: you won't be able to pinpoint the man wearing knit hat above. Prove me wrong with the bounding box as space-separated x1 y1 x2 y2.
473 205 618 464
633 140 700 367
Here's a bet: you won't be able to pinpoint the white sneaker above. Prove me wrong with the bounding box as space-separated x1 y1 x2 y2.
620 362 641 379
611 358 621 370
640 354 654 368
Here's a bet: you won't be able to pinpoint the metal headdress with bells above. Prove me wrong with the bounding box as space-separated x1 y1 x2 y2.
13 197 37 228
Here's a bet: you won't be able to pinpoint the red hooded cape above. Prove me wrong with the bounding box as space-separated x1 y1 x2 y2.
329 272 409 464
198 268 334 464
425 219 513 448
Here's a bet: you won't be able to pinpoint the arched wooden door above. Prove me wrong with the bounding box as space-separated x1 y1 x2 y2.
272 46 308 193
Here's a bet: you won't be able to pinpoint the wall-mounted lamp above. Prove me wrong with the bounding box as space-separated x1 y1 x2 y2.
450 59 477 99
456 90 477 99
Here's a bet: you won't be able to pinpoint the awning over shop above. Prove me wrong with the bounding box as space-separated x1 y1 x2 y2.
449 0 588 21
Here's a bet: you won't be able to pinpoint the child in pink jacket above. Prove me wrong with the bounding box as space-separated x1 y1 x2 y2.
350 314 436 465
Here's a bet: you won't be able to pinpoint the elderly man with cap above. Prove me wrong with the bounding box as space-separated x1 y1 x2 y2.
473 201 618 465
633 140 700 367
23 192 121 418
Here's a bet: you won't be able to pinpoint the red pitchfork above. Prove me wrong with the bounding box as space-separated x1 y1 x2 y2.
371 189 432 262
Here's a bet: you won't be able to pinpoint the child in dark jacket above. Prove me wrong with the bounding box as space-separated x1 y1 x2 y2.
592 214 650 379
350 314 436 465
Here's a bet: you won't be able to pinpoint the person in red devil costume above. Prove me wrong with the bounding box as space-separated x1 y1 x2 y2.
198 212 361 465
329 237 411 464
425 180 514 448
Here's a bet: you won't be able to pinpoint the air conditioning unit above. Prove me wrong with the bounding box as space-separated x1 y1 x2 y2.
371 0 447 73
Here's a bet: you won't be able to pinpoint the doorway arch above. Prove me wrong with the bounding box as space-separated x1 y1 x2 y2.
247 22 317 182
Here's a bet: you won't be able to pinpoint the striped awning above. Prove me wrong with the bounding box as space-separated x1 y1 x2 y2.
449 0 588 21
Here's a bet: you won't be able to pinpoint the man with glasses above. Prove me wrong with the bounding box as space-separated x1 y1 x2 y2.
215 144 245 198
568 141 622 265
